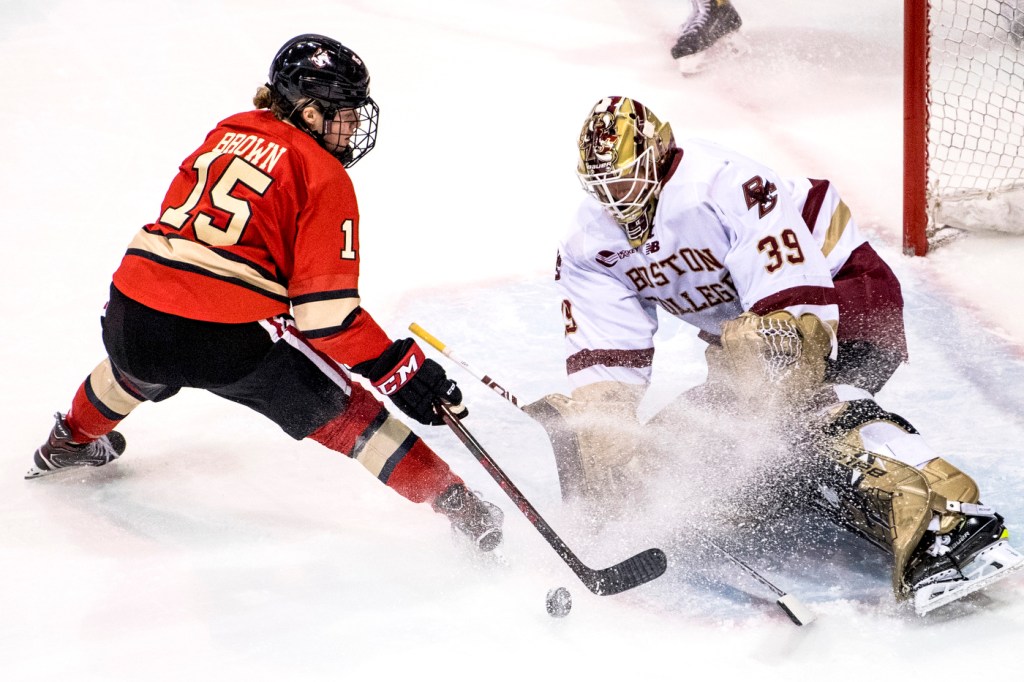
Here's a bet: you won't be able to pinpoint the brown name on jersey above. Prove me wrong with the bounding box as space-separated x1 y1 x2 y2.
211 132 289 173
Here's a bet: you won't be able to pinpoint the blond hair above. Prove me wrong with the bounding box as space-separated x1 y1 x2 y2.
253 85 290 119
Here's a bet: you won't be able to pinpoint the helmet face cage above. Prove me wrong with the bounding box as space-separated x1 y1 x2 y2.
269 34 379 167
577 146 660 238
577 97 672 242
322 98 379 167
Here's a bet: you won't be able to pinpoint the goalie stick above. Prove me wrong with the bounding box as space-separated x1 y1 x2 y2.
439 403 668 595
415 322 813 621
707 540 815 626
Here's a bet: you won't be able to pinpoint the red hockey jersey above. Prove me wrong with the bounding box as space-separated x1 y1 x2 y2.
112 109 391 368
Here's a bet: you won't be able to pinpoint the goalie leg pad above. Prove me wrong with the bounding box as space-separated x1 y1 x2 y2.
919 457 981 535
525 382 644 505
814 401 993 596
523 394 588 502
818 440 934 596
819 398 918 440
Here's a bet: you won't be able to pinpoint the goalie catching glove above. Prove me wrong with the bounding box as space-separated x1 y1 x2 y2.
353 338 467 425
717 310 834 407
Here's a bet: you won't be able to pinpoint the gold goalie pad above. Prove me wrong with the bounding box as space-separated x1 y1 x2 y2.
523 382 645 505
821 425 980 596
718 311 834 410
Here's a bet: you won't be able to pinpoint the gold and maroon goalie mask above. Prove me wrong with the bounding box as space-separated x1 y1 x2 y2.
577 96 675 246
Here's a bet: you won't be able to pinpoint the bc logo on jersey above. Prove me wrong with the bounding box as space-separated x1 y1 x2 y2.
742 176 778 218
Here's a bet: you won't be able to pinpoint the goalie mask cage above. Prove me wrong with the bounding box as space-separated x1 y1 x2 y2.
904 0 1024 256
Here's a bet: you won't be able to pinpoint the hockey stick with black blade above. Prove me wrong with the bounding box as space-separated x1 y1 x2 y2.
439 403 668 596
415 322 813 620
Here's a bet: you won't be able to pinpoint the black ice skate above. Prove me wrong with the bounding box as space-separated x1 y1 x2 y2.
25 413 126 479
904 512 1024 614
671 1 744 74
434 483 504 552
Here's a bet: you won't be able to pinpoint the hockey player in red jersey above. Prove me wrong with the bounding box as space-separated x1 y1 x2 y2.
26 34 503 553
543 95 1021 613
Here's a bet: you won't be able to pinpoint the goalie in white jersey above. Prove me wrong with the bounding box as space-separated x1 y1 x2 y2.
545 95 1022 614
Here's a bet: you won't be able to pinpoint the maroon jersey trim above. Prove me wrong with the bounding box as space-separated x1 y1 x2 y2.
566 347 655 375
801 179 831 232
749 285 837 316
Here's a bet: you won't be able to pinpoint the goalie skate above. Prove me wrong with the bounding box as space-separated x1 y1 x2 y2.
912 538 1024 615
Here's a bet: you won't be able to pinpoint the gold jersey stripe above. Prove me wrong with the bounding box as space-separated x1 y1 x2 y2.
353 415 413 478
820 200 852 258
128 230 288 298
293 296 360 335
88 359 143 417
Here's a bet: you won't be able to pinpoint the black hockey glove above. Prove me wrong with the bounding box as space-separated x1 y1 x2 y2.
353 338 467 426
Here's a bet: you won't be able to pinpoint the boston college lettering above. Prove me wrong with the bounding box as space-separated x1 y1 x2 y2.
621 246 737 316
644 282 737 316
624 247 726 290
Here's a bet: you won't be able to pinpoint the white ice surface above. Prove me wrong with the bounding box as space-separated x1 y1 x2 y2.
2 1 1023 680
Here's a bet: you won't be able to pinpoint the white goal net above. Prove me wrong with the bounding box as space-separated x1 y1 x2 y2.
926 0 1024 237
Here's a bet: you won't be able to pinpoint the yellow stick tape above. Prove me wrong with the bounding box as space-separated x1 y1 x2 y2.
409 322 446 353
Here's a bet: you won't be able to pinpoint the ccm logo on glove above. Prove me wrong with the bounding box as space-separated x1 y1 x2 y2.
353 338 467 425
372 343 424 395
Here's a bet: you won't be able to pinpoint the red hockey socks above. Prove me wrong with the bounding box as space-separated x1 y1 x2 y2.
308 383 462 504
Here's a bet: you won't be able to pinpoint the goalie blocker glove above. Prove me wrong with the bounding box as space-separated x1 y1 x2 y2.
353 338 467 425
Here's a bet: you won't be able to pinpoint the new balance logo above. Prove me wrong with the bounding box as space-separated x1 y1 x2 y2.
595 241 661 267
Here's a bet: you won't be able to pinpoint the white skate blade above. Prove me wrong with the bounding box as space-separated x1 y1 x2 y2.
24 465 48 480
914 540 1024 615
24 464 81 480
675 33 749 75
24 461 61 480
24 458 104 480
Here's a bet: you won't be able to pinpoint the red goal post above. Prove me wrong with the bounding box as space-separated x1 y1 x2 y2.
904 0 1024 256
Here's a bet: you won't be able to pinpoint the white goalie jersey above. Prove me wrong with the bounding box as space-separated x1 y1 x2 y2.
557 138 860 391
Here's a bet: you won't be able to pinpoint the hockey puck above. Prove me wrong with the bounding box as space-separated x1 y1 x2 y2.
545 587 572 617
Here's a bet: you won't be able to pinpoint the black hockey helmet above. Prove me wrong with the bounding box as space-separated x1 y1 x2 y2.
268 33 379 167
